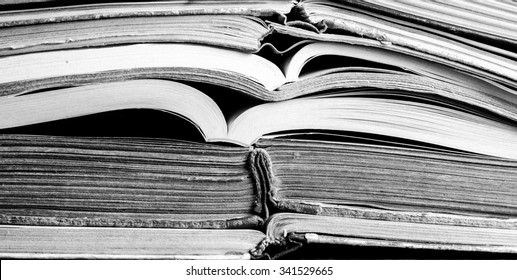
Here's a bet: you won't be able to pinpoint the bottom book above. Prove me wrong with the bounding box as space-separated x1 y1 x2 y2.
2 211 516 259
0 226 264 259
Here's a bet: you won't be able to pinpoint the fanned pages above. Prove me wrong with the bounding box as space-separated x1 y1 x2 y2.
0 80 228 141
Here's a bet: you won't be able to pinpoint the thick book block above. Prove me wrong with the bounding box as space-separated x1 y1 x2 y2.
0 134 265 229
257 139 517 218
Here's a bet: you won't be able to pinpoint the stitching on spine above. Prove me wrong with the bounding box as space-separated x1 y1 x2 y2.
248 147 273 219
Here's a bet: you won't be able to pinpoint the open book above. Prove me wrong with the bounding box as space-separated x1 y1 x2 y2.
2 78 517 159
1 0 517 259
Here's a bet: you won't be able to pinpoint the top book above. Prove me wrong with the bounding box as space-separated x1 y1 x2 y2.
0 0 517 259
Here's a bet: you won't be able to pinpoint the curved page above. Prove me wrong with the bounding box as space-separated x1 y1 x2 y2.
0 43 285 92
0 79 227 140
227 96 517 159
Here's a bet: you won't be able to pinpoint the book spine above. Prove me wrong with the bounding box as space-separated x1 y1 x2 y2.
248 147 312 218
248 148 273 219
250 231 304 260
249 148 305 259
249 146 317 216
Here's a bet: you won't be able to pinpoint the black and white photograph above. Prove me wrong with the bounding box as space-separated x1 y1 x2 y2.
0 0 516 278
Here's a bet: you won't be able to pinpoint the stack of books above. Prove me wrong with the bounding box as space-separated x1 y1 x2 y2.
1 0 516 259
